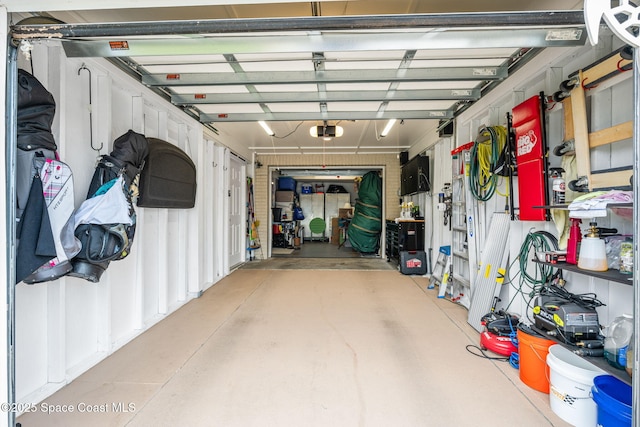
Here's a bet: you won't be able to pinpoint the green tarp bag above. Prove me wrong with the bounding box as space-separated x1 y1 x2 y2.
348 171 382 253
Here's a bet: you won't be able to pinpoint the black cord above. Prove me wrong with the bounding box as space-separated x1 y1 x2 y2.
272 121 305 139
465 345 510 362
537 283 605 310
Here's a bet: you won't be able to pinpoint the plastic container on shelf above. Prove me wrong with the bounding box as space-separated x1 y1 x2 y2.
578 222 608 272
619 238 633 274
604 314 633 370
625 332 633 377
566 218 581 265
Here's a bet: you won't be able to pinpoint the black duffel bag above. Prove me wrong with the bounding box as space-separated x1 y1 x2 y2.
71 223 131 283
75 223 130 264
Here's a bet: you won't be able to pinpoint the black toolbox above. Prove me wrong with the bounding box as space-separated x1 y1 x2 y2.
399 250 427 275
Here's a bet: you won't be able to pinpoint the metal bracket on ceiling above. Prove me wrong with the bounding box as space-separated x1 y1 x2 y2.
312 52 325 70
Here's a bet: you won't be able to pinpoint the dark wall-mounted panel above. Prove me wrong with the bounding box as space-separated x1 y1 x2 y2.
400 155 430 196
137 138 197 209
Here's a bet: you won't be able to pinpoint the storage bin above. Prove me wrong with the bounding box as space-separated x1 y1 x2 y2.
546 344 604 426
275 190 295 202
277 177 296 191
517 324 554 393
271 208 282 222
592 375 632 427
275 201 293 210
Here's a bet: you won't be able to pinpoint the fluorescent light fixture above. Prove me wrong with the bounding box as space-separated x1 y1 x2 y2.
258 120 274 136
302 151 356 155
380 119 397 137
310 124 344 138
248 146 298 150
359 145 410 149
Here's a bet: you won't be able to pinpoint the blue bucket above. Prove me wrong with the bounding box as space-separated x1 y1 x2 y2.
591 375 632 427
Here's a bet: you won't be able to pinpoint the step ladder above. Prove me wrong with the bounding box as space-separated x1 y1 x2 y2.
246 177 263 261
450 142 476 308
428 246 452 298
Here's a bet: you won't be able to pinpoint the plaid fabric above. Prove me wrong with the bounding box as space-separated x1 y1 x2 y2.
41 159 72 207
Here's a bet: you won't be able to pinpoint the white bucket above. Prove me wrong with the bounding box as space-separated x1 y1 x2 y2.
546 344 605 426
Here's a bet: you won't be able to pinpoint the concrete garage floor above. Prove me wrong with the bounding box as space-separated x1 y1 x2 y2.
17 263 570 426
241 256 395 271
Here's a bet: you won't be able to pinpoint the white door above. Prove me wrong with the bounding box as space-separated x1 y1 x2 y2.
228 155 245 267
299 193 324 238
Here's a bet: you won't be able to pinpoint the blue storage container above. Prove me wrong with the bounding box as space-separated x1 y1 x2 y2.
278 177 296 191
592 375 632 427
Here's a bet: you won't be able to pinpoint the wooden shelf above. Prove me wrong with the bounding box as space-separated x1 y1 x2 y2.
533 260 632 285
530 325 631 385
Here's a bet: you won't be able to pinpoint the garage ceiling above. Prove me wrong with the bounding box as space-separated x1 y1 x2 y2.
8 1 587 155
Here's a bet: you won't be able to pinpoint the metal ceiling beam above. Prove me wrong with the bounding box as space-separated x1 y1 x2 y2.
200 110 454 122
2 0 347 12
12 11 585 39
171 88 481 104
58 29 585 58
143 67 507 87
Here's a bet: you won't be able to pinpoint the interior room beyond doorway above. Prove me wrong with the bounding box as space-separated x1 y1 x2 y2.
270 167 384 259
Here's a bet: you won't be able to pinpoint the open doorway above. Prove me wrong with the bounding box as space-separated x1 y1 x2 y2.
268 167 385 259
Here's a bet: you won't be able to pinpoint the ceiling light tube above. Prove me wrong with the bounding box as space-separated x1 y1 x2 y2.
380 119 397 137
258 120 275 136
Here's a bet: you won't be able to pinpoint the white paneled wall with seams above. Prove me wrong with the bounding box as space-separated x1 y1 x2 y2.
14 42 227 406
403 139 452 275
453 41 634 326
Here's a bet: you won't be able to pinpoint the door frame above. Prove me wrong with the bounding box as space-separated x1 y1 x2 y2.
267 166 386 258
228 153 247 268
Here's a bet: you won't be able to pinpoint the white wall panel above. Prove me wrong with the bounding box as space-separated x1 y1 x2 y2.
167 210 181 306
15 286 48 400
419 139 453 270
590 78 633 172
64 282 99 369
109 252 139 346
140 208 161 323
199 140 215 289
157 209 169 315
14 43 221 406
111 83 136 137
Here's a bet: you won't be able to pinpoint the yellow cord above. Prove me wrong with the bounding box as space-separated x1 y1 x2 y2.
474 125 508 195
